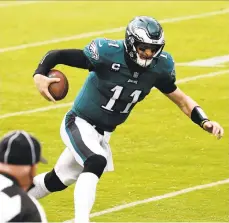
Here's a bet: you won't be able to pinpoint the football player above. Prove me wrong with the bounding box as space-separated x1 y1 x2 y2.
29 16 224 223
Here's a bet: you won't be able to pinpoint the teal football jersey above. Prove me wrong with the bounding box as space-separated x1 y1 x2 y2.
72 38 176 131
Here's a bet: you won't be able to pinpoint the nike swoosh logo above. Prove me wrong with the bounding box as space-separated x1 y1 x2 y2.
160 54 167 59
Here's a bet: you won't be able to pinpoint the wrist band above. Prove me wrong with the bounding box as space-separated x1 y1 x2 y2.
191 106 209 127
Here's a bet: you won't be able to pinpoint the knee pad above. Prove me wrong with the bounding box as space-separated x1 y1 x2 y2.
83 154 107 178
44 169 68 192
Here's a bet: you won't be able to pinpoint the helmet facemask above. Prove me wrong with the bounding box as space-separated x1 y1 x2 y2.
134 41 164 67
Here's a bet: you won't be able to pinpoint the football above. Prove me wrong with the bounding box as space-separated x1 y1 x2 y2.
48 69 69 101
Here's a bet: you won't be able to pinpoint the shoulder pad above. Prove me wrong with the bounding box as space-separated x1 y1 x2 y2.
158 51 176 79
83 38 122 66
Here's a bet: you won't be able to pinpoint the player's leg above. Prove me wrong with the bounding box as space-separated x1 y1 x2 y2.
28 147 82 199
62 111 112 223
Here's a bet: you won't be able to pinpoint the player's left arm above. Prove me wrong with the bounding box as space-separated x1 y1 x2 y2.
165 88 224 139
156 53 224 139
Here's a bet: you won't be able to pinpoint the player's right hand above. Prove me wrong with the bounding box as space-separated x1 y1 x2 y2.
33 73 60 102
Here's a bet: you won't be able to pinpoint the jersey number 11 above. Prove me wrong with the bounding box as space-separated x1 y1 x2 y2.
101 85 142 113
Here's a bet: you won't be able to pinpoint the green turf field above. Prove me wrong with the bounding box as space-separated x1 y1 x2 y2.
0 1 228 222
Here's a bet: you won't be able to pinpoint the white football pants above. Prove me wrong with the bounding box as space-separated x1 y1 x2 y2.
54 111 114 186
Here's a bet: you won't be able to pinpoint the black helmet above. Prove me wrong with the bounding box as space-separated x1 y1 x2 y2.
124 16 165 67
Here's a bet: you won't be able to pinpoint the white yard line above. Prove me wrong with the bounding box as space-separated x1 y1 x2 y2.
62 178 229 221
0 102 73 120
177 55 229 67
0 69 229 120
0 1 48 8
175 70 229 84
0 8 228 53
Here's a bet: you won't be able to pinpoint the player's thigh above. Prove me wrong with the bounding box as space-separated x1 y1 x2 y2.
54 147 83 186
101 132 114 172
60 111 107 166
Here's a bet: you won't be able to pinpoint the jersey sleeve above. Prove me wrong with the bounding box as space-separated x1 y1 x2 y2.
83 38 107 68
154 53 177 94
